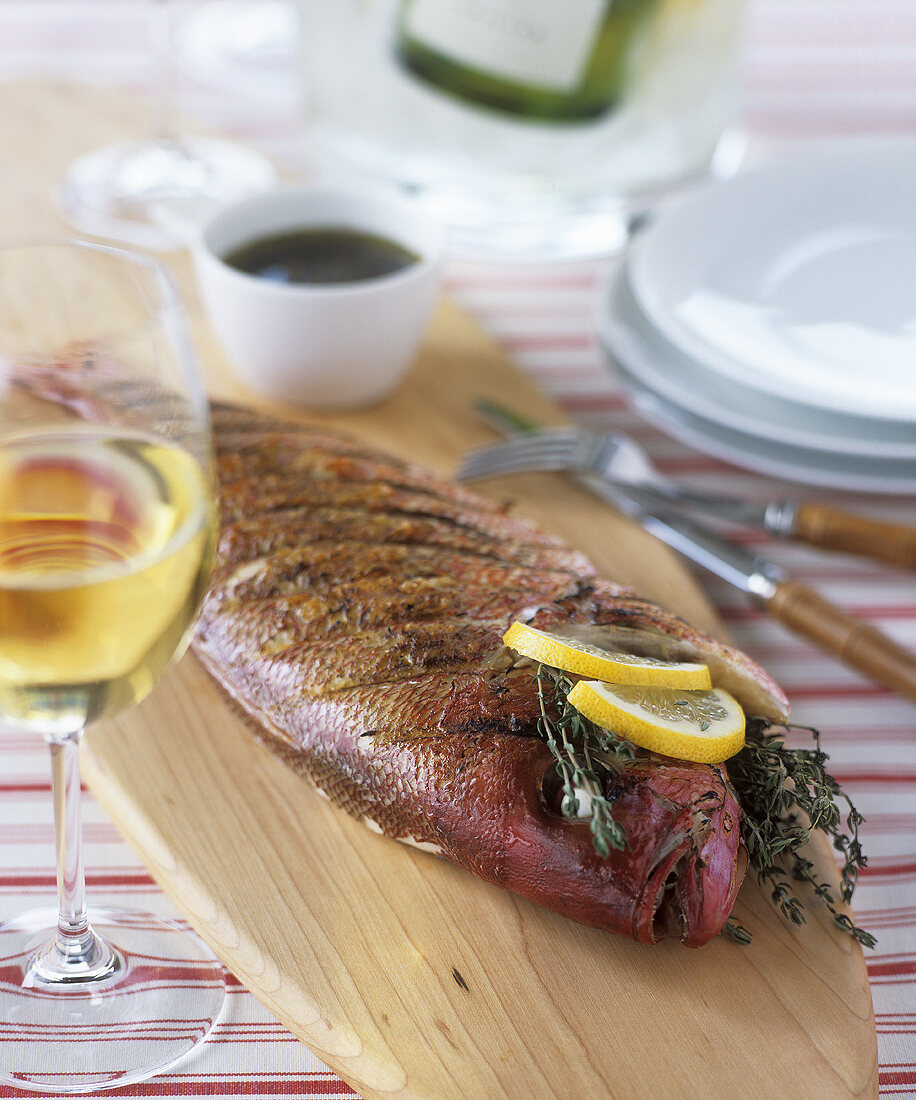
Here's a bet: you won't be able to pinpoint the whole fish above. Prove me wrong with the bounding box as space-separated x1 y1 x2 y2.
196 404 789 948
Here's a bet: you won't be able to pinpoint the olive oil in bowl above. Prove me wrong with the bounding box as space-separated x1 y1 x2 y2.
223 227 419 285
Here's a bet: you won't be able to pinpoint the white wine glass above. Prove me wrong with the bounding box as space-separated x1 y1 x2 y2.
0 239 225 1091
57 0 276 250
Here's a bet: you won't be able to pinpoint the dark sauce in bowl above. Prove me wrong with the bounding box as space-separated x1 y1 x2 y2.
222 227 420 285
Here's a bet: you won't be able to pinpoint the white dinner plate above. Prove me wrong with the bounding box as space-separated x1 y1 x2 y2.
597 265 916 493
626 135 916 421
596 263 916 460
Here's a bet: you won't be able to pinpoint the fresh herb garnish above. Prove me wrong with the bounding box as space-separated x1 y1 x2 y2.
531 667 874 947
534 664 634 856
725 717 875 949
721 918 753 945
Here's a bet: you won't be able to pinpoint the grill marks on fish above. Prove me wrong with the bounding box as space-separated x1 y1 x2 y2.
210 543 589 610
204 415 785 754
206 429 574 737
198 574 588 667
211 405 314 436
215 430 394 466
192 408 788 946
214 618 512 694
217 508 593 576
218 449 496 514
219 477 534 528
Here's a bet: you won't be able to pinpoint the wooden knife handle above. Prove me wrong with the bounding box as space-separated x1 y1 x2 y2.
766 580 916 703
794 503 916 569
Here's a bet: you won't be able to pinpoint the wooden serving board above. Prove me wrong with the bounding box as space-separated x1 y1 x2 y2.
5 82 877 1100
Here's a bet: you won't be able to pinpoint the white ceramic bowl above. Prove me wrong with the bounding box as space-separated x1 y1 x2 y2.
192 185 443 410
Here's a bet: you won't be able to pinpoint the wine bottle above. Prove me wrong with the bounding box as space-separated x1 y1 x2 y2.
394 0 660 122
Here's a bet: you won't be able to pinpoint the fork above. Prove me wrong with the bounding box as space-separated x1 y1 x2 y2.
457 425 916 570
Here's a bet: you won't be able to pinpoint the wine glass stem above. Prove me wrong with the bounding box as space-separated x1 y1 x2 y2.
153 0 178 145
28 733 121 985
50 733 90 947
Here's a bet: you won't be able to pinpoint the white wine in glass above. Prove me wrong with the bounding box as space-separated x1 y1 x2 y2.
0 239 225 1091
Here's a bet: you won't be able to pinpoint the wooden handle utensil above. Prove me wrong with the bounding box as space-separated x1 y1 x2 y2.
766 580 916 703
793 504 916 569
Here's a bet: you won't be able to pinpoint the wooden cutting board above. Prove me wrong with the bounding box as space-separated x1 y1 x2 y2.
4 82 877 1099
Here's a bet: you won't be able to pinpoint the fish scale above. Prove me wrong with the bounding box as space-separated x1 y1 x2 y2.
218 619 511 695
222 659 542 744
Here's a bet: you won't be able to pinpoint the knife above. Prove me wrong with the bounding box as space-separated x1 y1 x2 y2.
473 399 916 705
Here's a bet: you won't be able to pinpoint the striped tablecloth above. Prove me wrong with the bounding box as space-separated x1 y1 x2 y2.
1 1 914 1096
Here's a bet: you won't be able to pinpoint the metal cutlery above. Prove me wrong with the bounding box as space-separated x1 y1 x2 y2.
457 421 916 570
462 400 916 704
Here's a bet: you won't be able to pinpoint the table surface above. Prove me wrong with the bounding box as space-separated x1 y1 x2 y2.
0 2 914 1098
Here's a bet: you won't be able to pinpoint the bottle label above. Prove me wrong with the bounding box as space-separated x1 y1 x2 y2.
404 0 608 92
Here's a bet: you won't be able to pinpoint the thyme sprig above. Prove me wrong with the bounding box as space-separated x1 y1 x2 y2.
725 718 875 948
534 665 634 856
529 666 873 946
721 918 753 945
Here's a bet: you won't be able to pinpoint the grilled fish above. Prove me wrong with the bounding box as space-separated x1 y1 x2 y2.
196 405 789 947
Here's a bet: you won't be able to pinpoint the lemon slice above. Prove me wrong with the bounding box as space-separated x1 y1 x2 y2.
502 621 712 690
566 680 745 763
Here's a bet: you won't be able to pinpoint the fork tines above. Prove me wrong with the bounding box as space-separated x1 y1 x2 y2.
456 428 591 481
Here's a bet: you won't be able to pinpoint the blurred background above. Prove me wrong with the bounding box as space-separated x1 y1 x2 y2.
1 0 912 173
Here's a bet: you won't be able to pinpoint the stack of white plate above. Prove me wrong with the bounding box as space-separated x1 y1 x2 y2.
596 135 916 494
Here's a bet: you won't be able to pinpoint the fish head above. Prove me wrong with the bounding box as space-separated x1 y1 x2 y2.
531 748 745 947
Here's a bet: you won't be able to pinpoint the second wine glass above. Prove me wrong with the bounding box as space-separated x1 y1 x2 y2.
57 0 277 250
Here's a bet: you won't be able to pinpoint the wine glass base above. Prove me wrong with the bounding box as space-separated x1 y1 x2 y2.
0 907 227 1093
56 137 277 251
